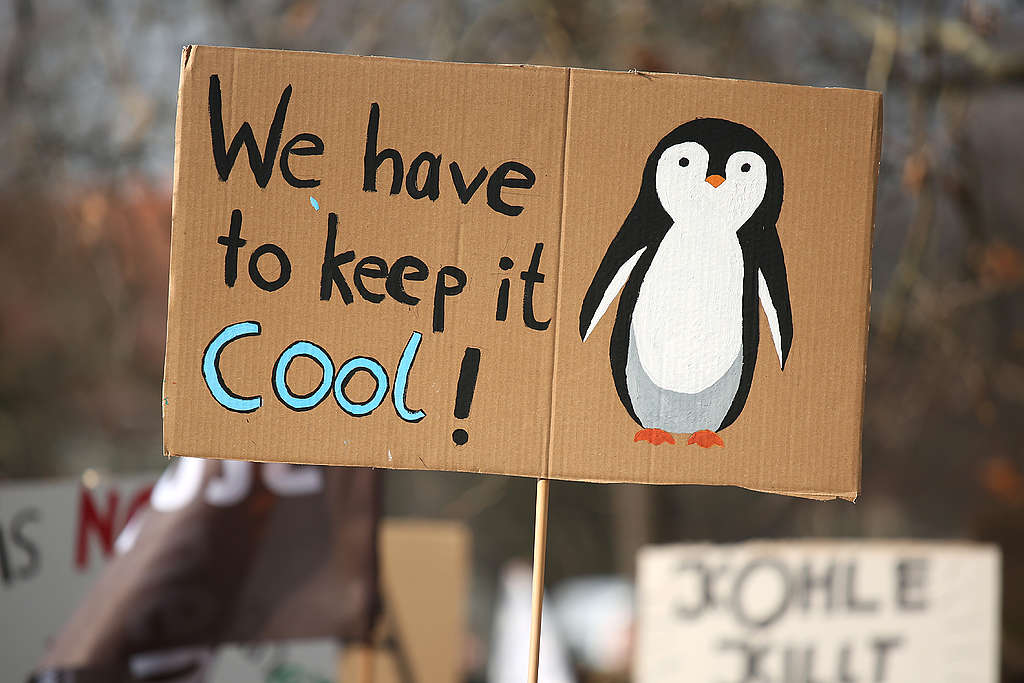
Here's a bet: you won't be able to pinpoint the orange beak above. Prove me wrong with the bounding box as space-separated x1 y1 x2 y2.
705 174 725 188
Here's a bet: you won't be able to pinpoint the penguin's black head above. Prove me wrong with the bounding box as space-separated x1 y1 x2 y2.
633 118 783 233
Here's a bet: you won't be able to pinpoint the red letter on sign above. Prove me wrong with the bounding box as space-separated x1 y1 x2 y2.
75 488 119 570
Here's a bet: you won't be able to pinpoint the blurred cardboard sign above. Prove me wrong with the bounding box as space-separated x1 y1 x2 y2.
635 541 1001 683
340 520 470 683
164 45 881 498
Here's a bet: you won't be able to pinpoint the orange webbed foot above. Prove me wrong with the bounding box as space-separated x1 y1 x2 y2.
634 428 676 445
687 430 725 448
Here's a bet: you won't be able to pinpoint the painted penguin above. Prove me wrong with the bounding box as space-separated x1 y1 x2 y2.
579 118 793 448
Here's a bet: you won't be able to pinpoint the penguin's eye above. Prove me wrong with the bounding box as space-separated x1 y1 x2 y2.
678 157 689 168
741 163 751 172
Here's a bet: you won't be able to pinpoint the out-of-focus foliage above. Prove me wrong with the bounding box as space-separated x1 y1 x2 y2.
2 0 1024 679
0 188 167 477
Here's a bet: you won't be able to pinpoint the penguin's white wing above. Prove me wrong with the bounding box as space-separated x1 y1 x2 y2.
582 247 646 342
758 269 784 369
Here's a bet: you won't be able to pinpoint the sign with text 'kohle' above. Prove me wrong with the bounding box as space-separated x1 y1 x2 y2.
164 46 881 498
635 542 1000 683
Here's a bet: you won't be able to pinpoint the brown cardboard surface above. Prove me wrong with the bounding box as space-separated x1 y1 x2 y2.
340 519 470 683
165 46 880 498
550 70 880 496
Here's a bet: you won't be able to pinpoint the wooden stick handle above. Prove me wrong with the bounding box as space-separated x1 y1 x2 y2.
527 478 550 683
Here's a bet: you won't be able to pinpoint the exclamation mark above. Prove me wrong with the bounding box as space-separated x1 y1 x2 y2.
452 347 481 445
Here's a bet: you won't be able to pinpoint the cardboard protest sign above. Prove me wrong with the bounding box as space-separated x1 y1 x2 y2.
635 541 1001 683
164 46 881 497
341 520 470 683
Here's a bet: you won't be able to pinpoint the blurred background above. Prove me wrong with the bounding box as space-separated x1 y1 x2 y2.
1 0 1024 680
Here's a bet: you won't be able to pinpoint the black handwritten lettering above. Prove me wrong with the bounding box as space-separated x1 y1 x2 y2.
387 256 430 305
279 132 324 188
732 558 791 628
354 256 389 303
674 560 723 619
209 75 293 188
434 266 467 333
487 161 536 216
836 642 857 683
871 637 902 682
363 103 403 195
248 244 291 292
11 508 40 581
520 242 550 331
320 212 356 303
0 525 10 585
796 562 836 613
407 152 442 200
361 104 535 214
218 209 247 287
845 563 879 613
895 559 928 611
495 256 514 321
719 639 770 683
451 162 488 204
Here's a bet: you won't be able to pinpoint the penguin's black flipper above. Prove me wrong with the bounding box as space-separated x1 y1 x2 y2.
579 225 650 342
580 189 675 343
756 224 793 369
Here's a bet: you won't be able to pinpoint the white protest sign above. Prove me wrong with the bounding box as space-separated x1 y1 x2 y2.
635 541 1000 683
0 474 336 683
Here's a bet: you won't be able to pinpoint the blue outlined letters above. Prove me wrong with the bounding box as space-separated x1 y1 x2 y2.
201 322 426 422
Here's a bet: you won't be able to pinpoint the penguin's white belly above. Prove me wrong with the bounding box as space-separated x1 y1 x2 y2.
632 225 744 394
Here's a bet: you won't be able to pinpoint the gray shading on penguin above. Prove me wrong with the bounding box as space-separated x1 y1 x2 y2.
579 118 793 448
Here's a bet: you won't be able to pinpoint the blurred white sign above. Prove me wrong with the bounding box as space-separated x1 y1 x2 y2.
635 541 1000 683
0 474 336 683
